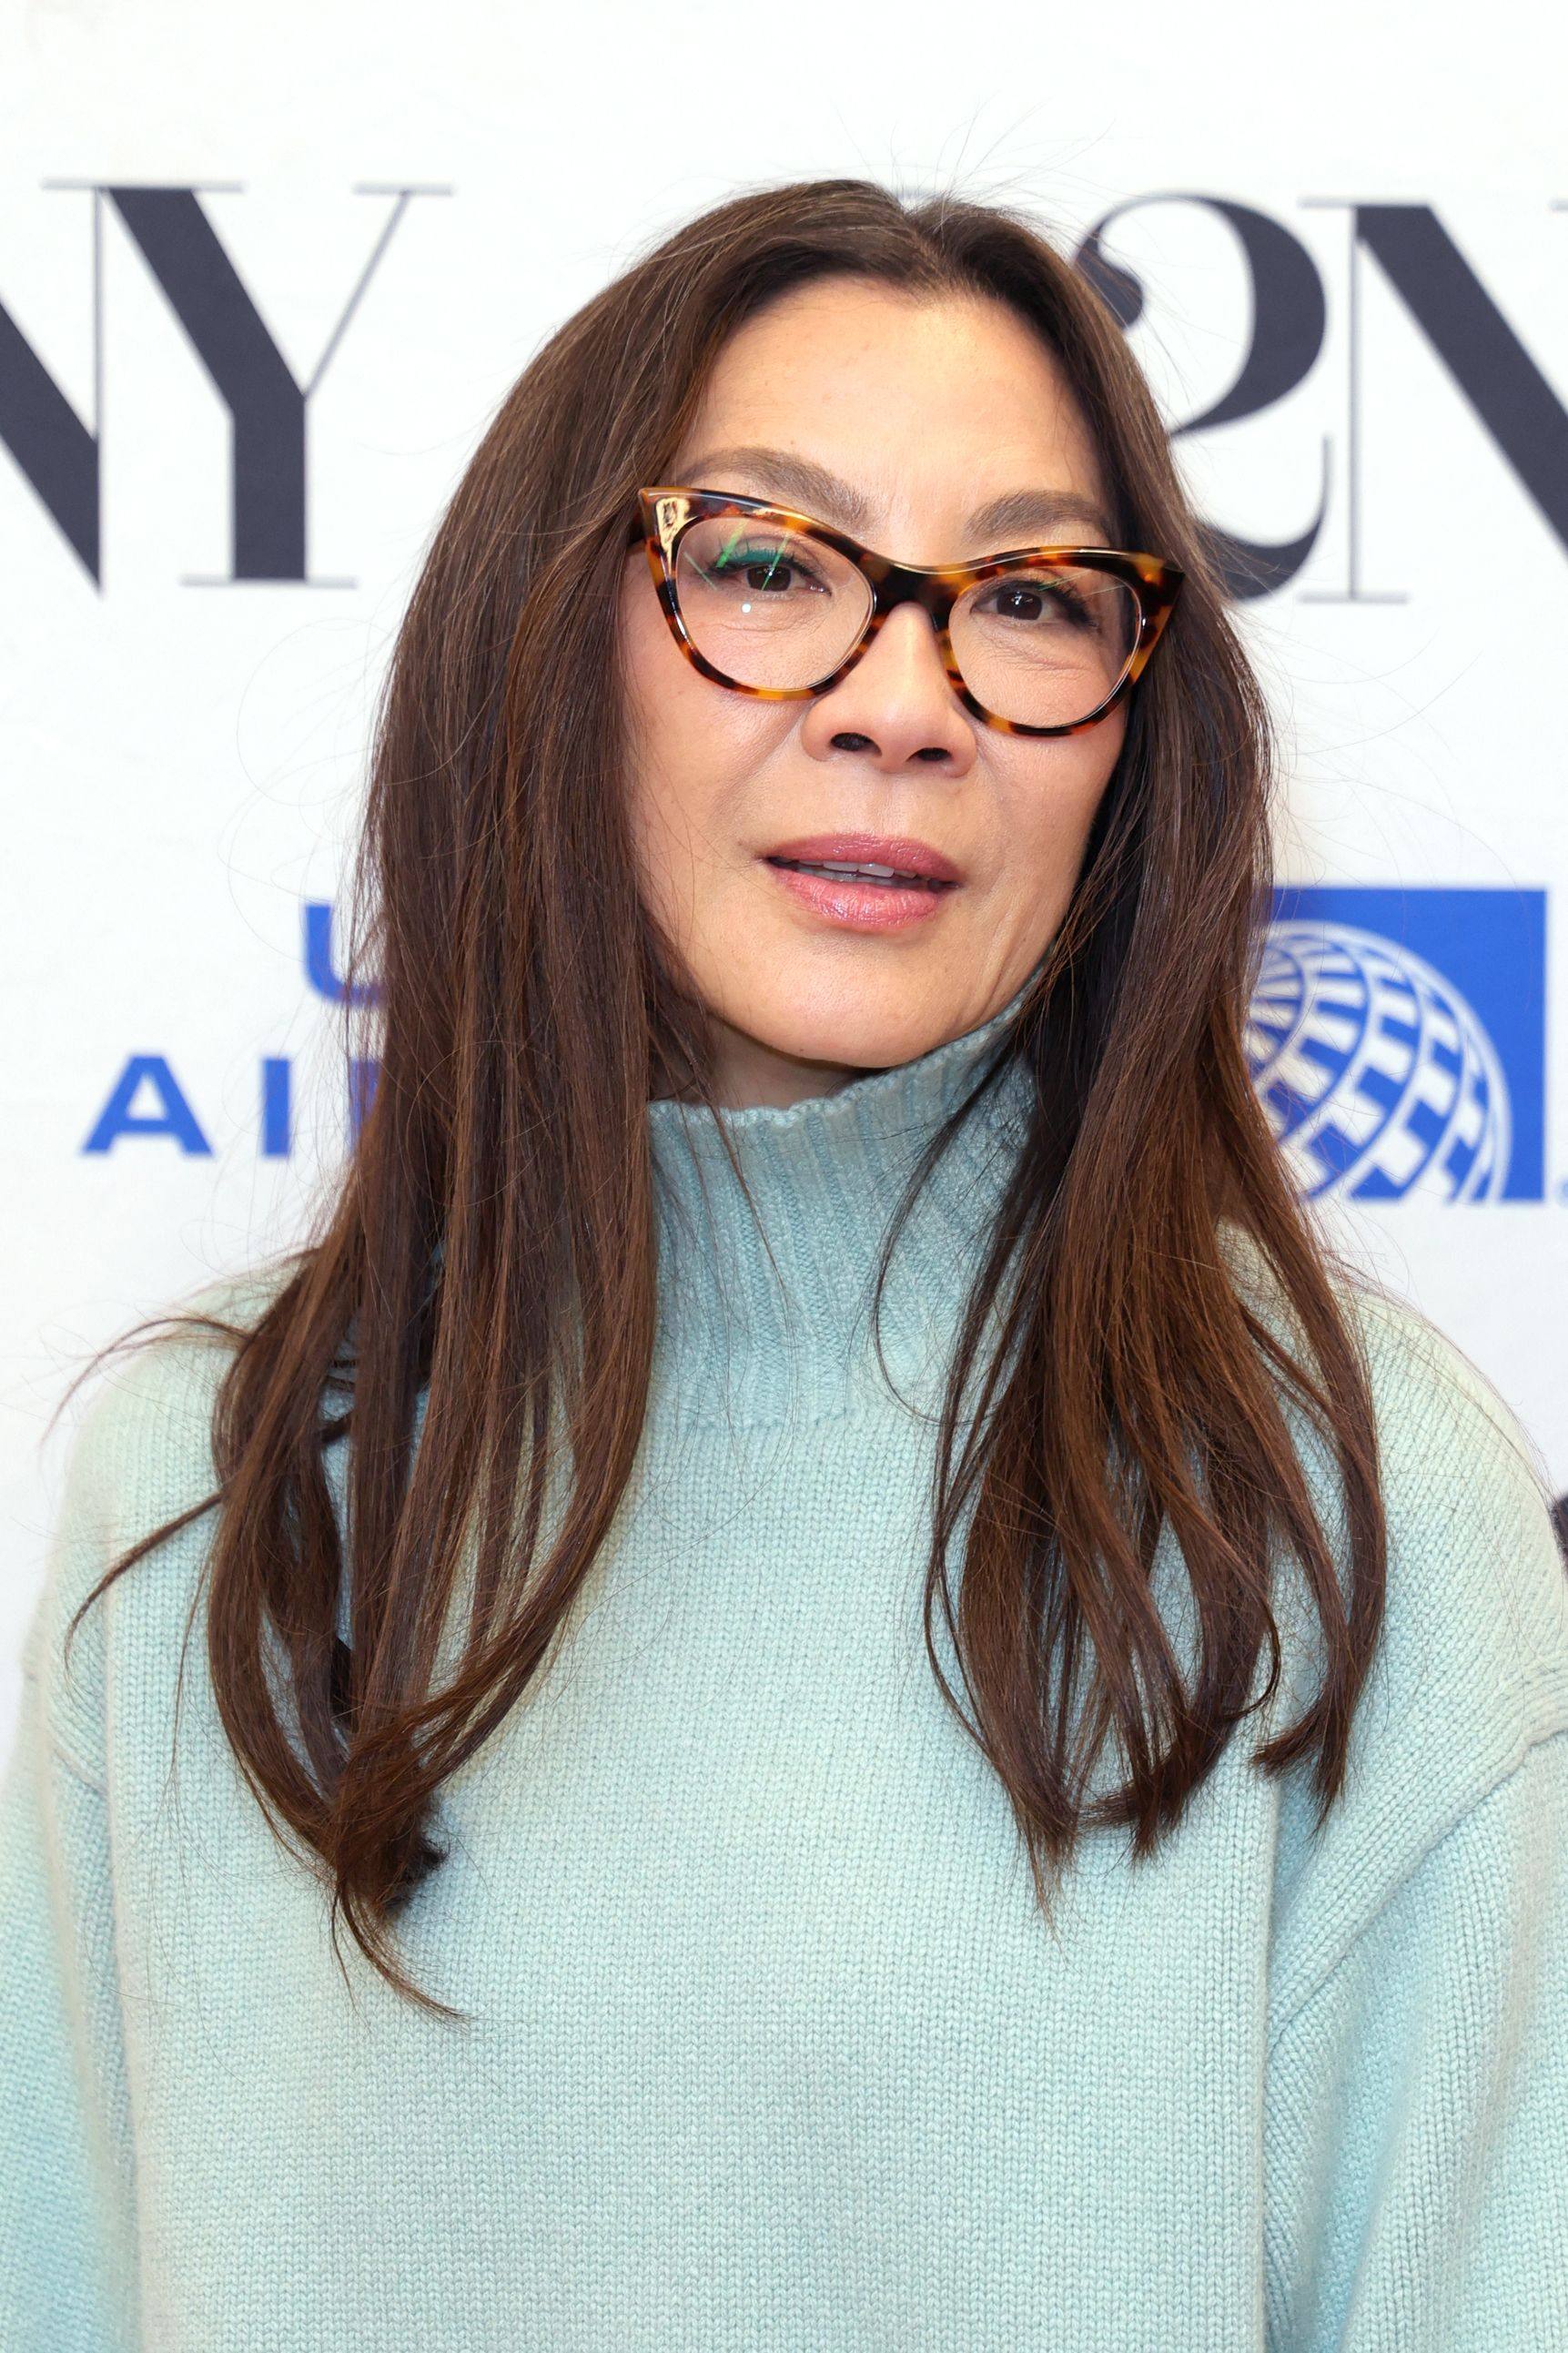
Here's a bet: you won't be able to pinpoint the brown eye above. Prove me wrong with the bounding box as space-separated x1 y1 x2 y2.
672 521 872 690
950 564 1142 726
981 577 1091 627
694 538 827 596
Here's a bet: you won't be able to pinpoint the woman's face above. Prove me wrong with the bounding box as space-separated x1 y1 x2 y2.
618 277 1130 1109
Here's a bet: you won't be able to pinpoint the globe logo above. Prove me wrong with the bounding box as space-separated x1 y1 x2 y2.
1246 919 1512 1202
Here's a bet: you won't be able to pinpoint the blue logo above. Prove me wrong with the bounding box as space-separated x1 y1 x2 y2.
80 901 376 1159
1249 886 1546 1202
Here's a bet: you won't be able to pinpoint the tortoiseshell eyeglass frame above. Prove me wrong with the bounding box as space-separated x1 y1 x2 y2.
625 485 1187 737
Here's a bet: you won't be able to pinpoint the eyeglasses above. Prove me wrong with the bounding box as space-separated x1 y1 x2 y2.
625 485 1185 736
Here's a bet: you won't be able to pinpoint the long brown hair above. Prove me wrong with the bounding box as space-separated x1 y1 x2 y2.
62 176 1389 2022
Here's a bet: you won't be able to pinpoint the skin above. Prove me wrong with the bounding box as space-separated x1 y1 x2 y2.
618 277 1129 1111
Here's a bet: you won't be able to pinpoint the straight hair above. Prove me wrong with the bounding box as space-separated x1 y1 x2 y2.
64 177 1390 2022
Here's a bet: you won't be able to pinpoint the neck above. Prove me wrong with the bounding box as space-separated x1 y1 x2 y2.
681 1006 880 1114
645 977 1037 1430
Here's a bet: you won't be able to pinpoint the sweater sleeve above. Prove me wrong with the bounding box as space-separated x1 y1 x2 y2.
1263 1722 1568 2349
0 1273 283 2350
0 1602 141 2350
1259 1279 1568 2349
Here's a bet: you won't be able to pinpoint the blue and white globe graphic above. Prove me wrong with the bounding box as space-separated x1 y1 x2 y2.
1246 920 1512 1202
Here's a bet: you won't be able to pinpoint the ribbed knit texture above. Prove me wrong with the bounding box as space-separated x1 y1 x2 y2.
5 985 1568 2350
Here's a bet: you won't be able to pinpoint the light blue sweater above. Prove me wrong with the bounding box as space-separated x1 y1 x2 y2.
5 991 1568 2350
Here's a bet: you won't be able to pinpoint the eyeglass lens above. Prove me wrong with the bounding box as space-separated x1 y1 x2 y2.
672 513 1141 727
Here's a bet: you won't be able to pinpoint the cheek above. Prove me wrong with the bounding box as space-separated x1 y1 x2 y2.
1004 706 1128 887
619 571 703 900
618 569 775 918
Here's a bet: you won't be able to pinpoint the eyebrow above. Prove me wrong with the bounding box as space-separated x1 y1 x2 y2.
676 442 1118 549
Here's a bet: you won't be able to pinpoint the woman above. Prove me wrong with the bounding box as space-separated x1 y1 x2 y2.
4 177 1565 2351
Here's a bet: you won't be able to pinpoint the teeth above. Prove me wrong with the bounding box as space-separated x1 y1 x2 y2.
779 857 932 884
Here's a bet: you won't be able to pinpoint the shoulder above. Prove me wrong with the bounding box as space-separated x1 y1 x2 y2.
1221 1224 1564 1709
24 1254 305 1781
1300 1269 1565 1750
54 1255 299 1508
1340 1274 1568 1798
1224 1230 1568 2016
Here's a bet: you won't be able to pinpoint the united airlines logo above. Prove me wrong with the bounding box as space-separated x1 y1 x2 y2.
1249 885 1547 1202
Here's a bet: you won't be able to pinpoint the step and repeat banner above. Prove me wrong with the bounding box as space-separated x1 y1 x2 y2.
3 5 1565 1722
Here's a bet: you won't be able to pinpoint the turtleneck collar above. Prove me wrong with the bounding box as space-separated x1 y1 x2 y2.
645 976 1038 1428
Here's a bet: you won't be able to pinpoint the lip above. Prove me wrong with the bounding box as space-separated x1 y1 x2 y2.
758 832 962 933
762 832 964 884
762 863 951 930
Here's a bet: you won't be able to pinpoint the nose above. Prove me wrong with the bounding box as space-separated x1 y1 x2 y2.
797 602 977 775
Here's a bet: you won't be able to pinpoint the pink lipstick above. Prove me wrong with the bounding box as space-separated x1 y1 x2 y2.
760 832 962 933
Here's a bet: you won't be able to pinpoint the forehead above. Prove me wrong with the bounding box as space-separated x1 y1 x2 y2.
673 279 1111 537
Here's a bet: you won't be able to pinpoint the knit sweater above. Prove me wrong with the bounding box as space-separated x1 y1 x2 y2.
5 989 1568 2352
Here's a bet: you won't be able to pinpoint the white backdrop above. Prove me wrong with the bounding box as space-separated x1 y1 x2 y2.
4 0 1565 1749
